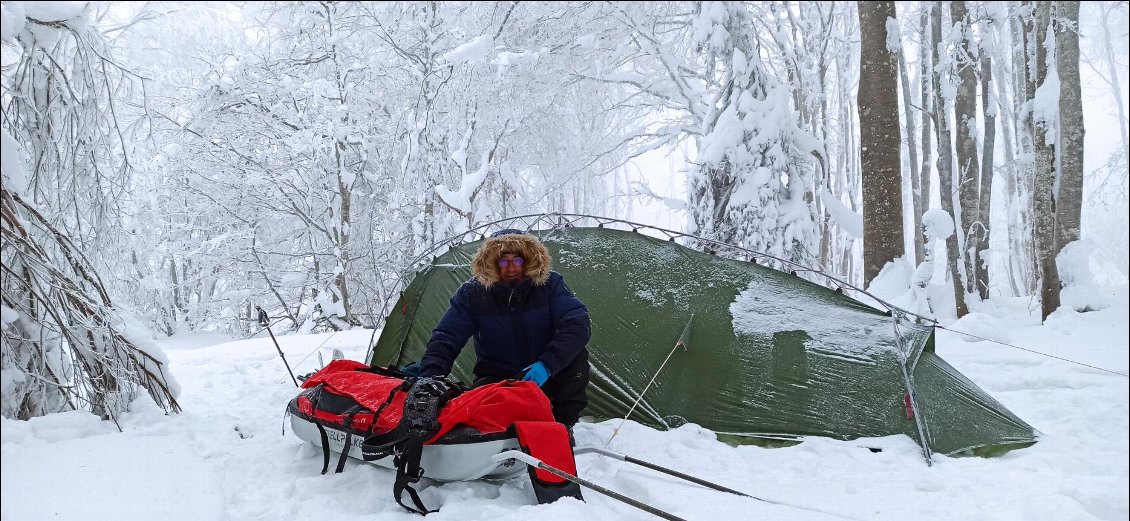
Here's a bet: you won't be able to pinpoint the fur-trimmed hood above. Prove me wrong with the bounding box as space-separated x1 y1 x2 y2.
471 233 552 287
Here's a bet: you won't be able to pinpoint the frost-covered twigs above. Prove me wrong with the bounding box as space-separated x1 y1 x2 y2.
1 191 181 421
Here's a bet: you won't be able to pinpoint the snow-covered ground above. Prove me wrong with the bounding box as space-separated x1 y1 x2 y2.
3 289 1128 521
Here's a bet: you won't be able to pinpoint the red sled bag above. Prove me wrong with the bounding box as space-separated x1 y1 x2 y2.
287 360 582 514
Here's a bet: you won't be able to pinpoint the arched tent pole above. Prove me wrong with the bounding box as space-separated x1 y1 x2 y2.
365 213 936 362
892 311 934 466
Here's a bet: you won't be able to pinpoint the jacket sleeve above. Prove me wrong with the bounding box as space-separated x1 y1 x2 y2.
419 284 478 377
538 275 591 375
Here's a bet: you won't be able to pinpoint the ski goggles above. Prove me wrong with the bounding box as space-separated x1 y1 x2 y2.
497 256 525 268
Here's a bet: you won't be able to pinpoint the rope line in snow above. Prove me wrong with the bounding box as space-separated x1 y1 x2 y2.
292 329 342 370
935 325 1129 378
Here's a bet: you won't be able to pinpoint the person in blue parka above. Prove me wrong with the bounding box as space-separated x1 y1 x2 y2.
416 228 591 426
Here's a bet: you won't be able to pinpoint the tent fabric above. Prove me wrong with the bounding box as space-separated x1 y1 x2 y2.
370 226 1037 456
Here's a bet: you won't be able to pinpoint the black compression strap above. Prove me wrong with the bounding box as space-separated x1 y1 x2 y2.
316 424 331 475
393 443 436 515
370 380 412 427
332 404 365 473
334 432 352 473
362 434 407 461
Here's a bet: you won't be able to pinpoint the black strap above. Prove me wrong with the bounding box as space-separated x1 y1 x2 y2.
309 376 461 515
362 433 407 461
334 432 353 473
387 377 462 515
332 404 365 474
316 424 331 475
371 380 413 424
393 443 436 515
361 381 415 461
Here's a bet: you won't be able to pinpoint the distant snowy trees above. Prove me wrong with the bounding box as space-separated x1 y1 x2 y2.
1 0 1125 408
107 2 639 333
862 1 1105 322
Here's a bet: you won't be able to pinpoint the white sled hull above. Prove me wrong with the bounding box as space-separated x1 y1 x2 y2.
289 415 525 482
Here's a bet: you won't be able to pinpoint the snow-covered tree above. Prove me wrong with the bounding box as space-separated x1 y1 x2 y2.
686 2 819 265
930 1 969 317
1 3 179 421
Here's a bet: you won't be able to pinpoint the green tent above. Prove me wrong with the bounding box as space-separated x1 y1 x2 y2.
367 219 1037 460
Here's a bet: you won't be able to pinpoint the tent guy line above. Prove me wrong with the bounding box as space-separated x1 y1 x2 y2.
604 314 693 449
935 325 1129 377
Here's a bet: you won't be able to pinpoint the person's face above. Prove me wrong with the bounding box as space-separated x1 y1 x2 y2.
497 253 526 283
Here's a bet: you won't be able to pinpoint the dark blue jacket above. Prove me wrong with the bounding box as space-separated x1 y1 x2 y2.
419 272 590 379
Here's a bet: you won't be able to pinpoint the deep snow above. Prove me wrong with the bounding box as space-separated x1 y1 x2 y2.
2 288 1128 521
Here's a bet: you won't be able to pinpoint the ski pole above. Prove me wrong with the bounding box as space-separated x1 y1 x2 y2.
575 446 749 497
574 447 863 521
492 450 686 521
265 324 299 387
257 306 298 387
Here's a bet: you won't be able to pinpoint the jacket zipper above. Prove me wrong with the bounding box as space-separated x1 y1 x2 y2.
507 285 533 367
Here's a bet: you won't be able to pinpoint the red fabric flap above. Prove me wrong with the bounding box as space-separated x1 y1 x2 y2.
300 360 370 388
512 421 577 484
430 381 555 443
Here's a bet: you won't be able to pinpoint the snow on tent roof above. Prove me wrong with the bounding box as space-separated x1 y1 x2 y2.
368 217 1036 458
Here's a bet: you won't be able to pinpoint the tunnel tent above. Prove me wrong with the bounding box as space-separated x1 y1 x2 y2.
368 219 1037 460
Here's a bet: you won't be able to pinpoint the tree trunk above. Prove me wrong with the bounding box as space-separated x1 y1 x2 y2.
916 4 933 265
1032 1 1061 321
932 1 968 317
858 1 905 286
898 31 922 266
993 31 1018 165
167 257 181 326
849 81 861 287
1054 1 1083 248
1017 1 1036 155
976 50 996 300
818 51 833 272
950 0 980 297
334 146 356 327
1018 0 1039 295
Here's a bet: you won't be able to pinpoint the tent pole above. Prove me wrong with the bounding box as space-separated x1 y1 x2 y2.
899 364 933 466
893 315 933 466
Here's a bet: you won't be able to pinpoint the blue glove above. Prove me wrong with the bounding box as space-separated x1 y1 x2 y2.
520 361 550 387
401 362 423 377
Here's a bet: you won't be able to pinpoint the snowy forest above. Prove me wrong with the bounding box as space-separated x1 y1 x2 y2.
1 0 1127 426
